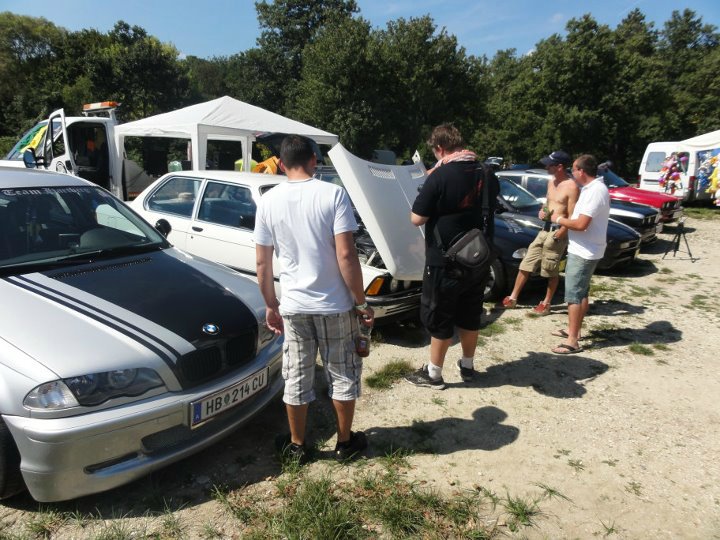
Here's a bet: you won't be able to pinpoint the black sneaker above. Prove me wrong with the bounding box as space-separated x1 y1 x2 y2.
404 364 445 390
275 434 310 465
456 359 475 382
334 431 368 462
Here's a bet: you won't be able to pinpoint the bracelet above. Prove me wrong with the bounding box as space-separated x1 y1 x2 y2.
557 216 563 226
354 302 368 310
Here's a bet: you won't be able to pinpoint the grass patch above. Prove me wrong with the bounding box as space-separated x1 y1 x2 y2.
602 459 619 467
628 343 654 356
502 493 544 532
568 459 585 472
690 294 709 308
25 507 67 539
652 343 670 351
658 266 673 274
431 396 447 406
628 285 651 297
365 360 414 389
625 481 642 496
478 320 507 338
589 280 616 296
683 207 720 220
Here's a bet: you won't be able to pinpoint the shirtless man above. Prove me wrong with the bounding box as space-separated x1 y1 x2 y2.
501 150 579 315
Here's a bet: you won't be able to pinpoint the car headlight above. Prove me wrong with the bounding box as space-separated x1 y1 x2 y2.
512 248 527 259
24 368 165 410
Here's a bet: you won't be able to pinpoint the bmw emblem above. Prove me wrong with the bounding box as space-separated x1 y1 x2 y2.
202 323 220 336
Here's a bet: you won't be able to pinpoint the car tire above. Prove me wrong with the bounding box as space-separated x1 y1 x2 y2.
484 258 506 302
0 418 24 500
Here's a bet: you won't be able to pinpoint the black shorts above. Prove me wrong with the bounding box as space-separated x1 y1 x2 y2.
419 263 488 340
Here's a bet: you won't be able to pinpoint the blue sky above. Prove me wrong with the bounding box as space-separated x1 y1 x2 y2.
3 0 718 59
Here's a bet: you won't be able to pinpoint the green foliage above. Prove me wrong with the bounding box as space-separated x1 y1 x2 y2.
1 7 718 173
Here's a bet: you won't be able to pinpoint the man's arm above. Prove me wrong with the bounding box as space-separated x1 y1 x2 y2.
410 212 428 226
554 213 592 231
554 183 580 239
255 244 283 334
335 231 375 325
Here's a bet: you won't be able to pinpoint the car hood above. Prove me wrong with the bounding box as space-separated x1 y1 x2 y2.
0 249 259 384
329 144 426 280
611 186 680 206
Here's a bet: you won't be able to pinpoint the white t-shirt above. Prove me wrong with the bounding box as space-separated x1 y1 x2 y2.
254 178 358 315
568 177 610 260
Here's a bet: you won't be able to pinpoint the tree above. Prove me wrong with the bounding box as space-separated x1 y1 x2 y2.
292 15 380 156
658 9 720 138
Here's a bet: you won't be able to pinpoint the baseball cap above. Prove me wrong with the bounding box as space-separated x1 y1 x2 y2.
539 150 572 167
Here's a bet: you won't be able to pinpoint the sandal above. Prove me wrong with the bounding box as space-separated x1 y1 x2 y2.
551 329 584 341
552 343 584 355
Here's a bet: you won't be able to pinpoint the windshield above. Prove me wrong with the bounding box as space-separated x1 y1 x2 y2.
0 184 167 270
5 121 49 161
498 178 542 210
599 168 630 188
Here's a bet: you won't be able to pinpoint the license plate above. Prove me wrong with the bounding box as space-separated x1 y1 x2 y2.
190 368 269 427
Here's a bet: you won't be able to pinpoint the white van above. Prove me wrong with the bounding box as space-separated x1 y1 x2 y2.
639 130 720 203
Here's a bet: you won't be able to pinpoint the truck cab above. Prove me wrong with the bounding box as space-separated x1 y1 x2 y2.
4 102 128 200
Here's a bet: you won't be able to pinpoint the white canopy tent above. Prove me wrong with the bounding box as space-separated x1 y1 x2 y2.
681 129 720 149
114 96 338 172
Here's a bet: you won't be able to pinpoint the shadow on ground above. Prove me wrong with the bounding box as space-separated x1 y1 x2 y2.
365 406 519 456
584 320 682 350
451 352 609 398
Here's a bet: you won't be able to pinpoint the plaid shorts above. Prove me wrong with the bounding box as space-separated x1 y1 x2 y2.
281 310 362 406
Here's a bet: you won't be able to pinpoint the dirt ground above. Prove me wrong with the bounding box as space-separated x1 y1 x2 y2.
1 217 719 539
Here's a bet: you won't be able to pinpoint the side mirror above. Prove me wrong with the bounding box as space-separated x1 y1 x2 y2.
155 218 172 237
23 148 38 168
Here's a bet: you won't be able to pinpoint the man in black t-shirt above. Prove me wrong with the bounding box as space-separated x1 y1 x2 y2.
405 124 497 390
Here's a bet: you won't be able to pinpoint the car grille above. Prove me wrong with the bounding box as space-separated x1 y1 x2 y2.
177 331 257 388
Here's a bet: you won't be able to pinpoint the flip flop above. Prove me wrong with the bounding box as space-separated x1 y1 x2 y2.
552 343 584 355
551 329 584 341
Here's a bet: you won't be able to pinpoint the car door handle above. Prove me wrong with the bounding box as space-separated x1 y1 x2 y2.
192 226 203 232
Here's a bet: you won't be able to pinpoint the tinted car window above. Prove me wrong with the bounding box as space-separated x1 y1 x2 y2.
525 176 549 199
498 178 542 210
1 185 164 267
146 177 201 217
600 168 630 188
198 181 256 229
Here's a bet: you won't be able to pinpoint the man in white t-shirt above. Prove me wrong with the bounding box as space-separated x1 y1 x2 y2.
255 135 374 463
544 154 610 354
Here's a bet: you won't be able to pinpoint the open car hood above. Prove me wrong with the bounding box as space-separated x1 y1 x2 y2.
328 144 426 280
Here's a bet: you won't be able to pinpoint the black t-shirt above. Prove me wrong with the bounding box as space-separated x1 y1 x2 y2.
412 161 498 266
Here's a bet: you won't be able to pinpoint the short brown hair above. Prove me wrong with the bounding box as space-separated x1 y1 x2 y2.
574 154 598 177
426 123 464 152
280 135 315 169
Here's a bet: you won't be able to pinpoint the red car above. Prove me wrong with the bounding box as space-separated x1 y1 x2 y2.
599 164 683 223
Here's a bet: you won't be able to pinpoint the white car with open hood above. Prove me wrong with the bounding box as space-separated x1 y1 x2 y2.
130 145 429 322
0 166 283 502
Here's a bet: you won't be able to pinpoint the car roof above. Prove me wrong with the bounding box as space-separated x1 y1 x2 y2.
496 169 550 177
161 170 285 187
0 166 94 189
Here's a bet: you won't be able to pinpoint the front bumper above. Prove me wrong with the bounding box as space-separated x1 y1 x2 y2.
660 207 683 223
598 241 641 270
3 343 283 503
367 288 422 322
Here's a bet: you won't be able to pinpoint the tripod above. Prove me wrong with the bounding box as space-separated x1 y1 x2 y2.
662 217 695 261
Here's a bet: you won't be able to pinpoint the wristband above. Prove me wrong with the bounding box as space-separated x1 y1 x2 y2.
557 216 563 226
354 302 368 310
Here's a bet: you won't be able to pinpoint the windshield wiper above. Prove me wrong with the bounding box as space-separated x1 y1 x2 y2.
0 243 164 274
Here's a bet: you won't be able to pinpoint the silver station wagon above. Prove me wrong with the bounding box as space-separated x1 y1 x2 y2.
0 167 283 502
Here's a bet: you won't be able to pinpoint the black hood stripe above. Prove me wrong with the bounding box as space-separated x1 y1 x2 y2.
7 276 177 371
13 274 182 359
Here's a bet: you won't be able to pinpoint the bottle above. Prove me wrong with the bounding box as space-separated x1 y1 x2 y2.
542 205 554 222
355 317 372 357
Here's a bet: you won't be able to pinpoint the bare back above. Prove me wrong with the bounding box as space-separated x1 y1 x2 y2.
546 174 580 219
